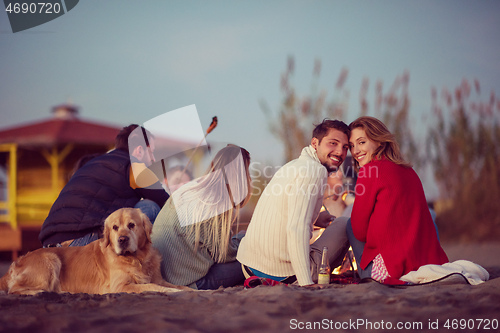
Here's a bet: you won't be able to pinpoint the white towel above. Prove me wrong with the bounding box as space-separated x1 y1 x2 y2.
400 260 489 285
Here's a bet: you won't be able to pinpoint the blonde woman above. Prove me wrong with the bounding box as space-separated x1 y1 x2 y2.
151 145 251 289
347 116 448 283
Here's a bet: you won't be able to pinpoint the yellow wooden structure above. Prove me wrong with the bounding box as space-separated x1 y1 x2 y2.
0 105 210 259
0 105 120 259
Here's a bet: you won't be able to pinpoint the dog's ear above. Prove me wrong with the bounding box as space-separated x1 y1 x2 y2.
139 209 153 244
102 216 111 247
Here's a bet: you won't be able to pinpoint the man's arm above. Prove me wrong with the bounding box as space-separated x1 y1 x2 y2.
286 166 326 286
130 163 169 207
135 187 169 207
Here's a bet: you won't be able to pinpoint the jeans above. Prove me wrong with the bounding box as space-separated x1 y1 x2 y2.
69 231 100 247
243 217 350 284
309 216 350 283
346 218 373 279
195 231 246 290
346 208 440 280
429 208 440 241
195 260 246 290
134 199 161 224
69 199 161 247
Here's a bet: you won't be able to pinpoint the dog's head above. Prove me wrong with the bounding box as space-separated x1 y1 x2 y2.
102 208 153 255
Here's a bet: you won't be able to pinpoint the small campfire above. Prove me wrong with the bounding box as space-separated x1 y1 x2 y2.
311 210 358 281
311 226 357 275
333 246 357 275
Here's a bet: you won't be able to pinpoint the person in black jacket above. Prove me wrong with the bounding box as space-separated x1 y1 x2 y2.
39 124 169 248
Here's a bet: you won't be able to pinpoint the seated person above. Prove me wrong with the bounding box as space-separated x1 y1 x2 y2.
39 124 168 248
152 145 251 290
237 120 351 286
347 116 448 282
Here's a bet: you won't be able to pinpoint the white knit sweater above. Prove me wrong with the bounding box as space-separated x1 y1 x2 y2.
237 146 327 285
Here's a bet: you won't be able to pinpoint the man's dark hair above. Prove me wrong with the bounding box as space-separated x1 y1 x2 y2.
115 124 139 151
115 124 154 152
312 119 350 143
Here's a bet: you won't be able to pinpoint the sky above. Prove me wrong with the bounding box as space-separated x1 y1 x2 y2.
1 0 499 199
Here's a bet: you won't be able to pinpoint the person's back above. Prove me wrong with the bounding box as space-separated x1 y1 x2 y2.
237 119 351 286
39 124 169 248
352 158 447 278
39 149 140 247
347 116 448 281
152 145 251 289
238 146 327 284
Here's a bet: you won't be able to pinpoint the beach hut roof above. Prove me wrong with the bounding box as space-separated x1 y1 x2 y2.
0 104 120 147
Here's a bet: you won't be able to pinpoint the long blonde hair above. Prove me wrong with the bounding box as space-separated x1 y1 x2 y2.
173 145 251 262
349 116 411 172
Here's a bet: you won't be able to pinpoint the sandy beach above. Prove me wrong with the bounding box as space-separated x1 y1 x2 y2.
1 242 499 333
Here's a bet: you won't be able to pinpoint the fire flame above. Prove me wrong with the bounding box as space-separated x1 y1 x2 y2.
313 207 357 275
332 246 357 274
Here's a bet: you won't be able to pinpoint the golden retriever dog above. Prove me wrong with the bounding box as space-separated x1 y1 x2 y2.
0 208 190 295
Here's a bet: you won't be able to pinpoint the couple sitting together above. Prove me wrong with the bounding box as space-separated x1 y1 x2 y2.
40 116 450 290
154 115 450 289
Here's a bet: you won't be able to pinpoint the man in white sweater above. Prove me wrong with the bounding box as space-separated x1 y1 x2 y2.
237 120 350 286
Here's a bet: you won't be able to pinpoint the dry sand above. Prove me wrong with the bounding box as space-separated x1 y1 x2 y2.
1 242 499 333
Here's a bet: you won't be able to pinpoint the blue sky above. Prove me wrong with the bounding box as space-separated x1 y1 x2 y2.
1 0 499 198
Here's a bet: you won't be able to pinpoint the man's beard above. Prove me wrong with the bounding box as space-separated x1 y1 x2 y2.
323 163 340 173
323 155 343 173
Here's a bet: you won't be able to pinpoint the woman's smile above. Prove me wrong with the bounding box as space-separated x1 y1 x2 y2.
349 127 380 168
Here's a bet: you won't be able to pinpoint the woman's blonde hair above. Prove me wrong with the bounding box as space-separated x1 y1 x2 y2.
175 145 251 263
349 116 411 172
